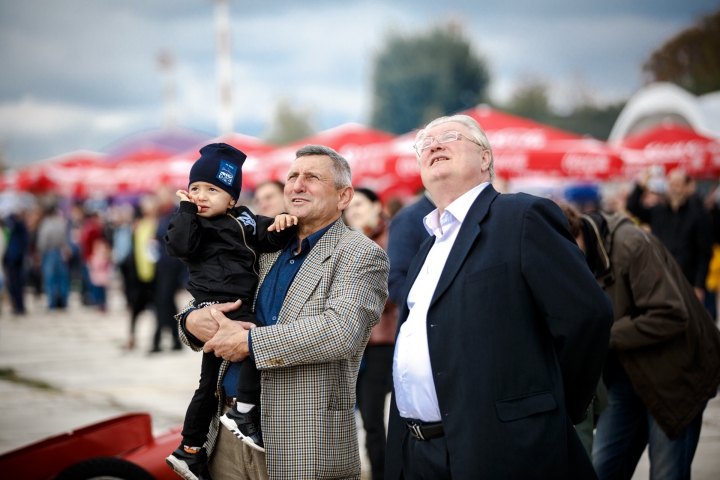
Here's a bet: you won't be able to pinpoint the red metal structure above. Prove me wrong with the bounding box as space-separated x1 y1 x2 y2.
0 413 182 480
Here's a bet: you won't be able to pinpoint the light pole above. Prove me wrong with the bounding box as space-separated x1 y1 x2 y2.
214 0 234 135
156 50 177 131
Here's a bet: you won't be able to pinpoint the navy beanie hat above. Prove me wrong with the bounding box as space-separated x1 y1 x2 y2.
189 143 247 201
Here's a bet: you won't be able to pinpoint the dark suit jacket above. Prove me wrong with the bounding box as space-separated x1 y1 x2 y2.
386 185 613 480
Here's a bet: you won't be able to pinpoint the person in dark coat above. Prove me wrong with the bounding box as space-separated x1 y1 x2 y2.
164 143 296 480
385 114 613 480
2 211 30 315
151 187 186 353
561 205 720 480
626 169 713 301
386 192 434 306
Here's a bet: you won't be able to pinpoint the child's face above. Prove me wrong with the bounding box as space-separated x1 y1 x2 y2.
188 181 236 217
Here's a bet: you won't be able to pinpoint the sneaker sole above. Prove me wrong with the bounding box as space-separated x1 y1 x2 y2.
242 435 266 453
165 455 200 480
220 413 247 440
220 413 265 453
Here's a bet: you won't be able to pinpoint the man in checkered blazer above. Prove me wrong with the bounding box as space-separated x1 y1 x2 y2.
178 145 389 480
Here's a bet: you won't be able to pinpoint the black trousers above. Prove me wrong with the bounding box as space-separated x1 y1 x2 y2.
4 261 25 314
181 303 262 447
152 266 181 350
401 429 451 480
357 345 394 480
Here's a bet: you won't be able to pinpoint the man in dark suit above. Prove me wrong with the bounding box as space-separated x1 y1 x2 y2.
385 114 614 480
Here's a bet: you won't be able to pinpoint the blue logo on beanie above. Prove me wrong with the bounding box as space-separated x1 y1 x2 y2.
217 160 237 187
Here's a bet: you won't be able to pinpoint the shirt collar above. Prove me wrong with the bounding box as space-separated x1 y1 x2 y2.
284 220 334 253
423 182 490 236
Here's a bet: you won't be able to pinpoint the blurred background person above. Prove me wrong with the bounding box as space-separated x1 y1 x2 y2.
88 237 112 313
79 208 105 307
124 194 158 351
109 203 136 315
626 168 713 302
151 187 184 353
25 205 45 303
66 202 85 300
561 204 720 480
252 180 286 217
0 217 5 315
2 209 29 315
704 184 720 322
344 187 397 480
35 204 71 310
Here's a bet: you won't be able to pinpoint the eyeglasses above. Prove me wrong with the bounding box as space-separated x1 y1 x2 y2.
414 130 483 154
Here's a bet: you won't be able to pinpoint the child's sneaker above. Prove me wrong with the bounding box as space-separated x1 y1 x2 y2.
165 445 213 480
220 405 265 452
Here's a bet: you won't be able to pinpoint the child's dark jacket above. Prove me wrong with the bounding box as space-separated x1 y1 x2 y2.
164 201 295 304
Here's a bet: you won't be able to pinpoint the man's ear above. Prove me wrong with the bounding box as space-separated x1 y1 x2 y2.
480 149 492 171
338 186 354 212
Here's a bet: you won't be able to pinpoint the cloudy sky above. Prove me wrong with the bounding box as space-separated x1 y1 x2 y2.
0 0 716 166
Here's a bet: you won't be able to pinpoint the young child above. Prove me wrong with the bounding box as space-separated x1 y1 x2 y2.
164 143 297 480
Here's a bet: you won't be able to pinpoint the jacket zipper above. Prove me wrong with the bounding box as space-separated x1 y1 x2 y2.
229 213 258 276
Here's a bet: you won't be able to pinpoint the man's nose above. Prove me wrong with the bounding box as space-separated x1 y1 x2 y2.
292 177 307 192
428 138 444 151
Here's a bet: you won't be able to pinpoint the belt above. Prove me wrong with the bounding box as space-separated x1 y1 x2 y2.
405 419 444 441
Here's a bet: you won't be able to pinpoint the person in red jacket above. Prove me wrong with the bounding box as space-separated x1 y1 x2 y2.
345 187 398 480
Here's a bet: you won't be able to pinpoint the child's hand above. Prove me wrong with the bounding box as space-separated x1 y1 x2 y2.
268 214 298 231
176 189 192 202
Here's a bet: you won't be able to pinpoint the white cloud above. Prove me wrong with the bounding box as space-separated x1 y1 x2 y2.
0 97 141 135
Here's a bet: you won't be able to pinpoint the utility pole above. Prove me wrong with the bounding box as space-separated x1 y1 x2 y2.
157 50 177 131
214 0 234 135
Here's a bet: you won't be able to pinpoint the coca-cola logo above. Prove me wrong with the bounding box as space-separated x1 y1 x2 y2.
486 128 547 150
642 140 705 164
494 152 528 172
395 155 420 177
561 152 610 175
339 143 391 175
709 142 720 167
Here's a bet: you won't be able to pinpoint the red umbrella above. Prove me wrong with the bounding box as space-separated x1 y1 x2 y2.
617 123 720 179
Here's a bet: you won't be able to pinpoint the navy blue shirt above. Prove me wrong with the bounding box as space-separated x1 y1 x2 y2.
221 223 333 393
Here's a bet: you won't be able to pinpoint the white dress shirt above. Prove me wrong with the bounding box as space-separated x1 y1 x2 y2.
392 182 489 422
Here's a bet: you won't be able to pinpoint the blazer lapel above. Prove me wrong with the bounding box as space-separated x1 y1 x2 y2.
278 219 344 324
430 185 499 307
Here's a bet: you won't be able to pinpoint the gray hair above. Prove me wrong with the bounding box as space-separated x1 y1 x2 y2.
416 114 495 182
295 144 352 189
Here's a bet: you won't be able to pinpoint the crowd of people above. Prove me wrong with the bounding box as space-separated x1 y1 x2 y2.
1 114 720 480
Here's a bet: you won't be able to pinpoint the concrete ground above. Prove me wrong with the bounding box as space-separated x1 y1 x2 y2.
0 287 718 479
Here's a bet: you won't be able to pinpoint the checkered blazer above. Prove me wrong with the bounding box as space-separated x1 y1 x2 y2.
178 218 389 479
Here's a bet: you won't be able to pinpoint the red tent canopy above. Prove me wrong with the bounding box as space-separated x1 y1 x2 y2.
69 133 273 195
463 105 623 180
357 106 625 201
617 123 720 178
0 151 110 195
248 123 396 189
